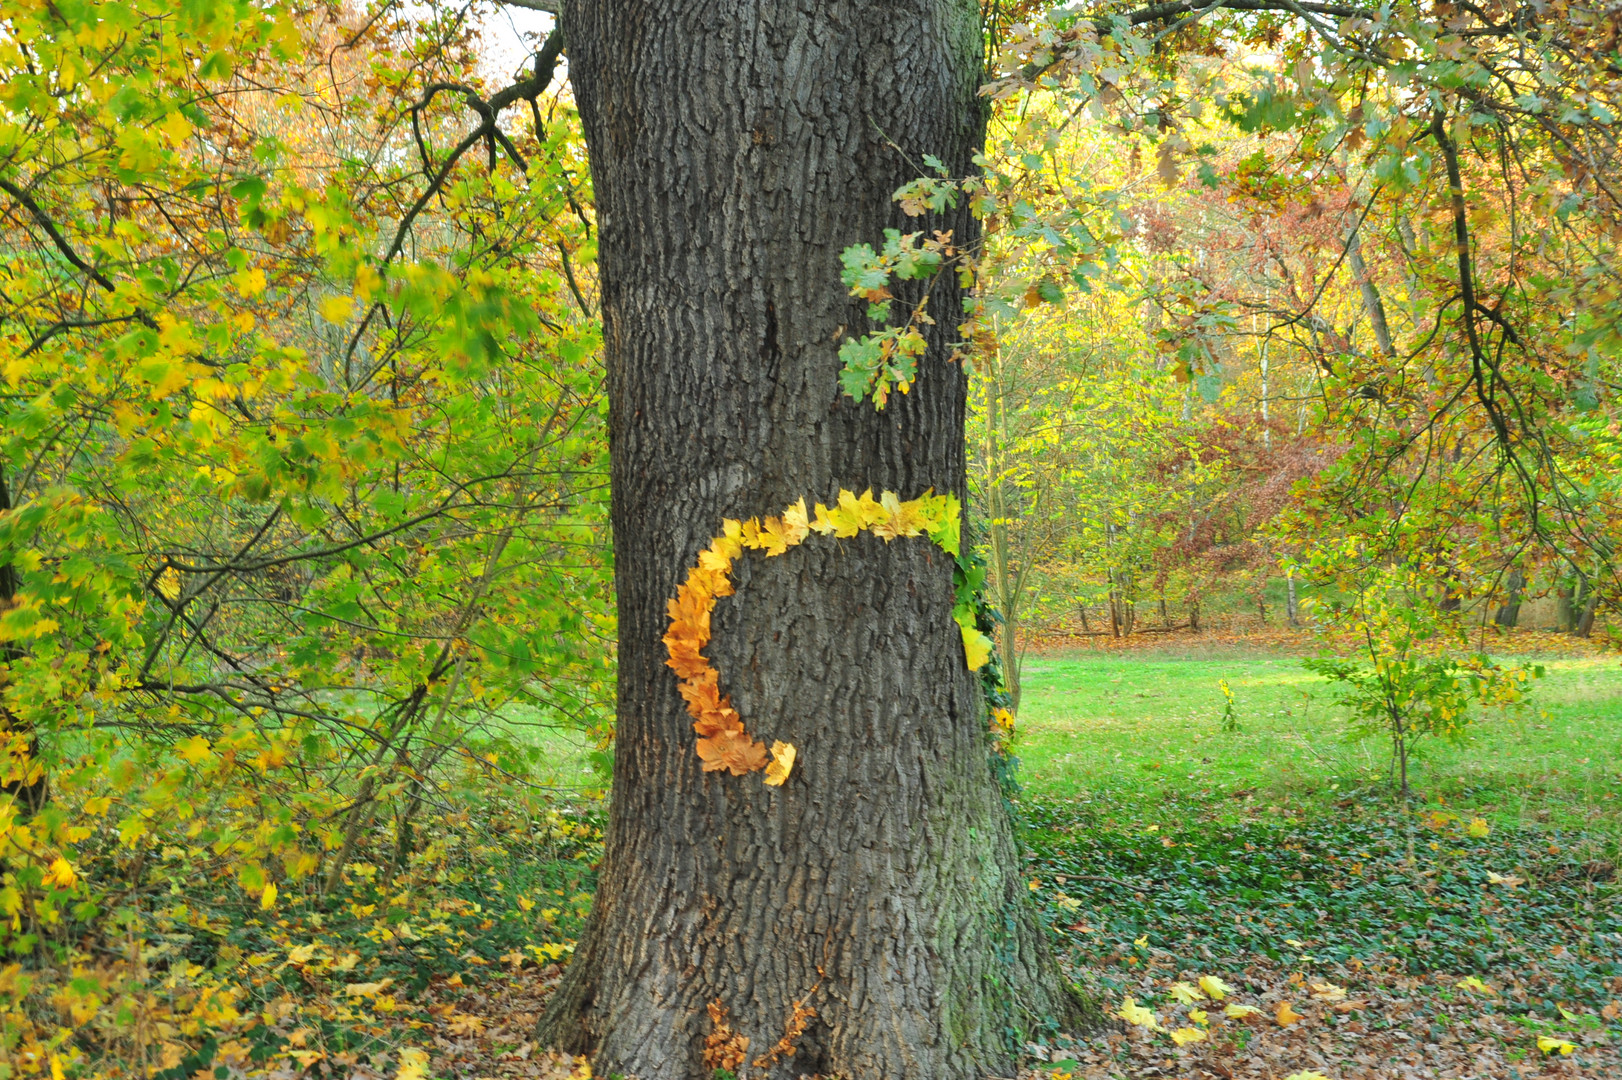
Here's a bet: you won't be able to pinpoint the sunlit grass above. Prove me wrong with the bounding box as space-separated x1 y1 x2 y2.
1014 646 1622 842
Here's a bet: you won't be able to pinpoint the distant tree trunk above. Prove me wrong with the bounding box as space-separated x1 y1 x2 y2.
1345 223 1395 358
538 4 1088 1076
1107 570 1122 637
1077 602 1090 633
1494 569 1524 627
1576 591 1598 638
1285 571 1299 627
1557 582 1576 632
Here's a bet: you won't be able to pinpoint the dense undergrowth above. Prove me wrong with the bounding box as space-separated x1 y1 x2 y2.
0 780 603 1080
1025 794 1622 1073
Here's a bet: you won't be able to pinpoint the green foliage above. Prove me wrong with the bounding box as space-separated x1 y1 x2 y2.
1303 570 1542 798
0 1 609 1073
1216 678 1239 734
1026 797 1622 1005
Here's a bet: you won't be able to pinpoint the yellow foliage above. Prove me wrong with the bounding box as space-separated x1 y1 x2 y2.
665 489 969 781
1116 995 1161 1030
1537 1035 1576 1055
1168 981 1205 1003
1274 1001 1306 1026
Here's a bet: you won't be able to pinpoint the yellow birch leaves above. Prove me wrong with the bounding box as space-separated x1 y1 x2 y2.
663 488 970 783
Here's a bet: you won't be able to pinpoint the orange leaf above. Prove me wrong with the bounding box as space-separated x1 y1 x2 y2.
699 730 768 776
1274 1001 1305 1026
696 736 732 772
663 635 711 679
685 566 734 602
724 735 769 776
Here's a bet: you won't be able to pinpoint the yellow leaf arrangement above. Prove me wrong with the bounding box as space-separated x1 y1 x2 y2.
663 488 970 783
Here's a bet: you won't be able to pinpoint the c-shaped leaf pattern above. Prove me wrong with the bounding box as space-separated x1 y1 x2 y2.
662 488 990 783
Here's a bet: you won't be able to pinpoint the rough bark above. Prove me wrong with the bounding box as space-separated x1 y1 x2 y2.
536 3 1088 1078
1493 568 1523 628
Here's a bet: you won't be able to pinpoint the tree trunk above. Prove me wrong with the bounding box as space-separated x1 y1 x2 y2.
539 4 1088 1077
1494 568 1523 628
1576 591 1598 638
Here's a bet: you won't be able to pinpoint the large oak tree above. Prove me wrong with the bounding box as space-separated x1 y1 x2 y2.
534 1 1086 1076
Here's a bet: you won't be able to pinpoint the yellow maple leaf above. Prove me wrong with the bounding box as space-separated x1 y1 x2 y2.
763 741 796 786
1282 1072 1332 1080
872 491 923 540
1187 1008 1208 1025
1467 817 1490 838
737 517 766 549
1274 1001 1305 1026
854 488 886 527
822 490 864 537
159 110 193 144
44 858 76 890
697 548 733 574
260 883 277 910
397 1044 434 1076
446 1012 485 1036
1169 1026 1205 1046
178 735 213 764
1537 1035 1576 1055
1308 981 1346 1002
781 498 810 545
1198 975 1232 1000
345 980 391 997
1116 996 1160 1031
757 516 791 556
961 624 993 670
1223 1004 1261 1018
1456 976 1495 995
234 266 267 298
319 294 354 324
156 565 182 600
1168 982 1205 1003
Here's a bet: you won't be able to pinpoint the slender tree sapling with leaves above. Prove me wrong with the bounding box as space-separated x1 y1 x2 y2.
1304 571 1542 801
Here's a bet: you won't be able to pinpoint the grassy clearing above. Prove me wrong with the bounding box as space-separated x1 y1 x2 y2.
1014 641 1622 1072
1014 643 1622 837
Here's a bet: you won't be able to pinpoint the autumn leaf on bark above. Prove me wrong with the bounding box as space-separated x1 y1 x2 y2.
763 741 797 786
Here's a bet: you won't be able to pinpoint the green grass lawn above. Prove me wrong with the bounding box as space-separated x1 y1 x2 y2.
1014 644 1622 838
1013 643 1622 1032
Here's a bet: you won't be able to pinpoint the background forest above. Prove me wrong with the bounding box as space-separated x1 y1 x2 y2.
0 0 1619 1078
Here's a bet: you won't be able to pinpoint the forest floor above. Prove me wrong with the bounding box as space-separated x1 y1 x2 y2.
1013 634 1622 1079
165 631 1621 1080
